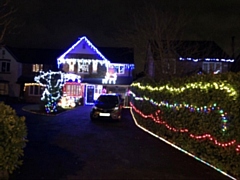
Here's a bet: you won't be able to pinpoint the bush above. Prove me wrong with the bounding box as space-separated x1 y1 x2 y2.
0 102 27 178
130 72 240 178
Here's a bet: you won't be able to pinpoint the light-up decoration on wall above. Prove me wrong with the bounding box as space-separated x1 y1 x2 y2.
57 36 110 68
179 57 234 62
129 90 229 132
68 59 76 72
92 61 98 73
24 83 44 91
102 65 117 84
65 73 81 83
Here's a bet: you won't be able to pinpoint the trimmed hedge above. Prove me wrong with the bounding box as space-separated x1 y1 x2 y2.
130 72 240 178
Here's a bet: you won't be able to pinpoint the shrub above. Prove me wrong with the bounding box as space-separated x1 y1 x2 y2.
130 72 240 178
0 102 27 178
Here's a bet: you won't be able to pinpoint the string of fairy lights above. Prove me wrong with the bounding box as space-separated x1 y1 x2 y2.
129 81 240 153
130 108 237 180
131 81 238 100
129 100 239 153
129 91 228 132
131 81 239 132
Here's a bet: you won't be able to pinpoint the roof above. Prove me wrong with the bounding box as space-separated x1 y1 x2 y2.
6 46 134 65
57 36 134 65
98 47 134 64
16 75 35 84
6 46 65 64
148 40 233 62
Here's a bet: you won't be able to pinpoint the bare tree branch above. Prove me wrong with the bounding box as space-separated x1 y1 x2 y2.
0 0 17 44
114 2 195 81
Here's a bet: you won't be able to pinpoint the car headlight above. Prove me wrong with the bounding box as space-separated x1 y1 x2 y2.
113 106 119 110
93 106 98 110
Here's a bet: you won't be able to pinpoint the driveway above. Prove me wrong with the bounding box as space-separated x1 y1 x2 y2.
8 104 232 179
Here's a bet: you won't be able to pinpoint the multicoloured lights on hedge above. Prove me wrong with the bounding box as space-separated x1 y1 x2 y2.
130 108 237 180
131 81 238 100
129 91 229 132
130 101 239 153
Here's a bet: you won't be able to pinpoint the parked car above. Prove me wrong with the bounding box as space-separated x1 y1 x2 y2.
90 93 123 121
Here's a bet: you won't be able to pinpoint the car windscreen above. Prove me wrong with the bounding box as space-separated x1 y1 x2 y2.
97 96 119 104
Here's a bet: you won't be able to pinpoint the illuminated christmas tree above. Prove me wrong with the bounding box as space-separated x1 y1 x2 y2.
34 70 66 113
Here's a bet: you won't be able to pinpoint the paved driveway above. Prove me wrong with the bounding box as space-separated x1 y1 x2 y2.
8 104 232 180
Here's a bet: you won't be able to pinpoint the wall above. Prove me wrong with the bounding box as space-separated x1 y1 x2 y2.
0 47 22 97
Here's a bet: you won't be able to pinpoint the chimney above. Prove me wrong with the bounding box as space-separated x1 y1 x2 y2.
232 36 235 59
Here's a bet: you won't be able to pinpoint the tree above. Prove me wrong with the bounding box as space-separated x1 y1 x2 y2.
115 3 195 82
34 70 66 113
0 0 17 44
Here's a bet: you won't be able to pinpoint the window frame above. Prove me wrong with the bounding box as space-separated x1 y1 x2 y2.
202 62 222 73
32 64 43 72
28 85 43 96
78 61 89 74
0 82 8 95
0 59 11 73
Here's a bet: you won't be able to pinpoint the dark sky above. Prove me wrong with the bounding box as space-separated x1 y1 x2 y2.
5 0 240 56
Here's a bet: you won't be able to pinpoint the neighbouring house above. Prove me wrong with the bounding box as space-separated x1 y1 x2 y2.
230 53 240 72
0 46 22 102
57 36 135 105
8 47 65 103
145 40 234 81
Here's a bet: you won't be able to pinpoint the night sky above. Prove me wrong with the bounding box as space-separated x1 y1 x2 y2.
4 0 240 57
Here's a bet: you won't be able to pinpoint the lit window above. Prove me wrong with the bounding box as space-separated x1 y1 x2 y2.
78 61 89 73
29 85 42 96
202 62 222 73
32 64 43 72
113 65 125 74
0 83 8 95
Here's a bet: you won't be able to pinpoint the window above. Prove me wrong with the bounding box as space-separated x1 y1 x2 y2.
0 83 8 95
162 58 176 74
0 60 10 73
65 84 81 97
113 65 125 74
29 85 43 96
202 62 222 73
32 64 43 72
78 61 89 73
92 61 98 73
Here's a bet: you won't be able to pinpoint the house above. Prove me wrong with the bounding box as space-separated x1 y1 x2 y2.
0 46 22 102
1 36 134 105
57 36 134 105
145 40 234 81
